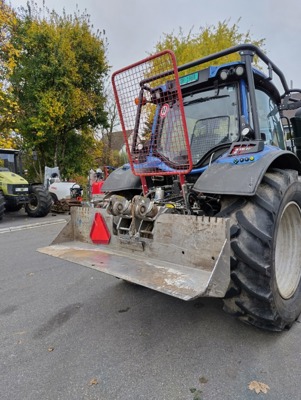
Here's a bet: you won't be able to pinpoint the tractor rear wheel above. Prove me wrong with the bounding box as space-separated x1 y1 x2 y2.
0 193 5 220
25 185 52 218
220 168 301 331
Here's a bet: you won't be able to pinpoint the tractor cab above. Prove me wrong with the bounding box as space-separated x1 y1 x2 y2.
0 148 23 175
130 59 288 178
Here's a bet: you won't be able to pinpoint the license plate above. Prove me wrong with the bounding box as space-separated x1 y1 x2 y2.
15 187 29 192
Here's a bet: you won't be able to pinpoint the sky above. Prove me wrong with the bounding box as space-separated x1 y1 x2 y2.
8 0 301 91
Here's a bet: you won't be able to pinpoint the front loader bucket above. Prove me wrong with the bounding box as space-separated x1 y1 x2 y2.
38 207 230 301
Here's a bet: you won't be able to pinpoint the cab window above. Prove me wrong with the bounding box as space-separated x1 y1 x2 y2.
255 89 285 149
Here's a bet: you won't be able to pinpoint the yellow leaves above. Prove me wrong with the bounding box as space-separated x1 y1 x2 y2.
69 87 89 117
153 20 265 70
0 134 17 149
0 81 20 134
38 91 66 130
248 380 270 394
89 378 98 386
0 2 17 31
45 98 65 120
0 2 19 76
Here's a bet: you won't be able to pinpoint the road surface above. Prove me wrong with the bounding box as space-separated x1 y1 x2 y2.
1 210 300 399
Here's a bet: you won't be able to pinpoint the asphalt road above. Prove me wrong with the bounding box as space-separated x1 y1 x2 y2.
1 210 301 400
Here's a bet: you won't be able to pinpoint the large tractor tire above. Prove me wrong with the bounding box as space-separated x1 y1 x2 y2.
0 193 5 220
219 168 301 331
25 185 52 218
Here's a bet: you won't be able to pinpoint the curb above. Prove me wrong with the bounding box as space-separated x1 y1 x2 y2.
0 219 67 234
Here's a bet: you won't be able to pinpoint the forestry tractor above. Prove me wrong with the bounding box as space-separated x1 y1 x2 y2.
0 148 52 220
39 44 301 331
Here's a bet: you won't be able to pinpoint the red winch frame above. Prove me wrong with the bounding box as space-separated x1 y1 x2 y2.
112 50 193 194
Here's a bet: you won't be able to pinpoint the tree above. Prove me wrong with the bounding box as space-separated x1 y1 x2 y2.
131 20 266 146
7 1 109 179
153 19 265 69
0 1 20 148
97 83 121 167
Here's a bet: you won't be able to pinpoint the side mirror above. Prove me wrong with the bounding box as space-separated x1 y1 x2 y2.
291 117 301 139
291 116 301 160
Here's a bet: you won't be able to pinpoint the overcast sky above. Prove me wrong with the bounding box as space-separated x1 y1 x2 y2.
8 0 301 91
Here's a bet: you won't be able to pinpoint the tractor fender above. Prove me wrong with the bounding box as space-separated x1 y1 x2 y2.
193 150 301 196
101 165 142 192
29 182 43 187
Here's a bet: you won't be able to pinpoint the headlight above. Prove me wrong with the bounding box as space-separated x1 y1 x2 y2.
6 184 14 194
235 65 244 76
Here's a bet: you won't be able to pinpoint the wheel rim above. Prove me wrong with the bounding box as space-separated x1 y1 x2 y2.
27 194 38 211
275 201 301 299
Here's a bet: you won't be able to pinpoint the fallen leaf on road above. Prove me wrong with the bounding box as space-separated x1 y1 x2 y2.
89 378 98 386
248 380 270 394
48 347 54 352
199 376 208 384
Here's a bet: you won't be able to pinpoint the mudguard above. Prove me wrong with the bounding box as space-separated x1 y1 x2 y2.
101 165 141 192
193 150 301 196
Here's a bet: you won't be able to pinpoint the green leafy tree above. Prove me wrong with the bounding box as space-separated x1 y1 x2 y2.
8 1 109 180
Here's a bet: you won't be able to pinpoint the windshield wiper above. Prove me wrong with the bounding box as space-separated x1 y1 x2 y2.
183 95 229 106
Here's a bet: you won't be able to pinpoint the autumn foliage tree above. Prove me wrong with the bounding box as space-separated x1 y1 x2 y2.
0 11 266 179
7 1 109 179
153 19 265 70
0 1 20 148
129 20 266 144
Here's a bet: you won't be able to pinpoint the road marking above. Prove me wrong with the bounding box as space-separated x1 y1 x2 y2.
0 219 67 234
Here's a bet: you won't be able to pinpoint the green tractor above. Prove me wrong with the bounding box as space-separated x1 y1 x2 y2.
0 148 52 221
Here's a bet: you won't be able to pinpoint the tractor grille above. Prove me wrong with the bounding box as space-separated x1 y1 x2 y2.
7 184 29 195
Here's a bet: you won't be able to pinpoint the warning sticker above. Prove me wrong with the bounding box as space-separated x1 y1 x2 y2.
160 103 170 118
